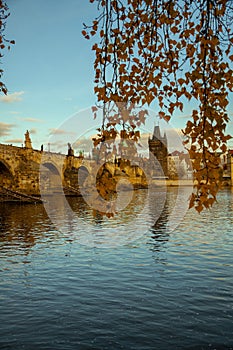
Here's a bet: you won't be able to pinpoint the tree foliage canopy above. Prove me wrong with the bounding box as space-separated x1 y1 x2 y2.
84 0 233 212
0 0 14 95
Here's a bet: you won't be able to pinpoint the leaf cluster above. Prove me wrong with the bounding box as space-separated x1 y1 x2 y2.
84 0 233 212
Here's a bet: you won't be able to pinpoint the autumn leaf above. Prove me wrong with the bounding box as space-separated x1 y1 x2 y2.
91 106 98 113
83 0 233 215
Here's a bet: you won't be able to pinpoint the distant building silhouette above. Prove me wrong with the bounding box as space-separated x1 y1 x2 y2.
148 125 168 178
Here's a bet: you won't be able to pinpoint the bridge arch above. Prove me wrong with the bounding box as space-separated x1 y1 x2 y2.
40 161 62 191
0 159 14 187
63 165 90 188
41 162 60 175
0 159 13 175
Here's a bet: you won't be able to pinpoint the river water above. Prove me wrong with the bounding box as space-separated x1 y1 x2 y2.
0 187 233 349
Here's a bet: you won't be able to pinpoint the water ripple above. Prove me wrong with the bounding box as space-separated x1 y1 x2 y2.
0 189 233 349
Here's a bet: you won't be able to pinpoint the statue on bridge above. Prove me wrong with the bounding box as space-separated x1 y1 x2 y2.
67 143 74 156
24 130 32 149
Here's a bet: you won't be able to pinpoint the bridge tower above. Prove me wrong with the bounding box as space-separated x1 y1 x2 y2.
148 125 168 177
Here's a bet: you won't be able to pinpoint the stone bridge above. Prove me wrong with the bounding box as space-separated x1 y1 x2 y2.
0 143 94 196
0 141 148 198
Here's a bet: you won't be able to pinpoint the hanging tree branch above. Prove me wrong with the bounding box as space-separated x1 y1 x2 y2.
0 0 14 95
84 0 233 212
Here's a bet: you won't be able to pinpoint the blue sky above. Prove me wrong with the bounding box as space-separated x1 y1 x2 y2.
0 0 101 150
0 0 233 153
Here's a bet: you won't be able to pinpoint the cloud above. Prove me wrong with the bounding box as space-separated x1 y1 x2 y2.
73 137 93 152
29 128 37 134
138 132 150 147
50 140 67 146
4 138 23 144
165 128 185 152
49 128 75 135
0 122 16 137
9 111 21 115
21 117 43 123
0 91 24 103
